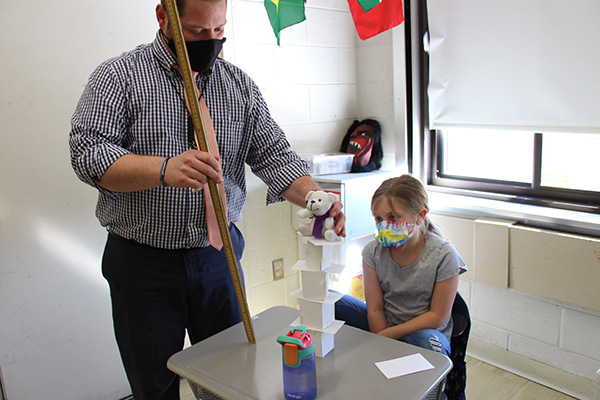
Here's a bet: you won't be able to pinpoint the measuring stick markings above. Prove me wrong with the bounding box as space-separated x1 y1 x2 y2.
163 0 256 344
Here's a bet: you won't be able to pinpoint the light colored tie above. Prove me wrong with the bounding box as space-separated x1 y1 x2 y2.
198 93 228 251
176 66 227 250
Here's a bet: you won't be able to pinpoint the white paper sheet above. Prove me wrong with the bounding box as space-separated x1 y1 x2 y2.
292 260 345 274
290 317 345 334
289 288 344 304
375 353 435 379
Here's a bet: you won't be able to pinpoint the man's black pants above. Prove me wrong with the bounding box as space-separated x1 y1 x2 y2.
102 224 245 400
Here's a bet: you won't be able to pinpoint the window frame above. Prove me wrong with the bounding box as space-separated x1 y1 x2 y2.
406 0 600 217
430 131 600 213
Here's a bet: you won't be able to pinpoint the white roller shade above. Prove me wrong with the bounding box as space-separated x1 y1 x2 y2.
427 0 600 134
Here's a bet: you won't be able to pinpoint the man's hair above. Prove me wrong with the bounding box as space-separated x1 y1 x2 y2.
161 0 225 15
161 0 186 15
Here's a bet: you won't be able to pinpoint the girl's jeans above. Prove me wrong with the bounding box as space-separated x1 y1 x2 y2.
335 293 451 356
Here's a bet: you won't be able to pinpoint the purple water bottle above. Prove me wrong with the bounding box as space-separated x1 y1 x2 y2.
277 326 317 400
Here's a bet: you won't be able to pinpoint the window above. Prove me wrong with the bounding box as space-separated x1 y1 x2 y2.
432 129 600 211
440 129 534 184
406 0 600 215
540 132 600 193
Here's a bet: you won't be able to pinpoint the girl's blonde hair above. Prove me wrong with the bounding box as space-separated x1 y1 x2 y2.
371 174 442 236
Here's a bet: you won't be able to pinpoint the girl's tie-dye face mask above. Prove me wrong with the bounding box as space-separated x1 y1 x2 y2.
375 220 415 248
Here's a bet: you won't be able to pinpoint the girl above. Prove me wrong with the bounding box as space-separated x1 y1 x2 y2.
336 173 467 364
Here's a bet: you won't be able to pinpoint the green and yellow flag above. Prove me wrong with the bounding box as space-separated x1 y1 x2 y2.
264 0 306 45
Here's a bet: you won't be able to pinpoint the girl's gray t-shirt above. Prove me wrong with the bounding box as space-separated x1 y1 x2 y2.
362 231 467 341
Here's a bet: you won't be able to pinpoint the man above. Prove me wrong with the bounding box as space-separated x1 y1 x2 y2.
69 0 345 398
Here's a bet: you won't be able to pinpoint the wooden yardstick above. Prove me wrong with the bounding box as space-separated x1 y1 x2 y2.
163 0 256 344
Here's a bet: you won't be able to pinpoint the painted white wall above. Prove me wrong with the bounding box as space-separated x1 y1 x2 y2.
0 1 158 399
0 0 398 398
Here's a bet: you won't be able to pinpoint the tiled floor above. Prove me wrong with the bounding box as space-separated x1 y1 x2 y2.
179 355 577 399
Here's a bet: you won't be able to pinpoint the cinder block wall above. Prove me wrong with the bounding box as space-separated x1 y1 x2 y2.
431 213 600 399
225 0 397 315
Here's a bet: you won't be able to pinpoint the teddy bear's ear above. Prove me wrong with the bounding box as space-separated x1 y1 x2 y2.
305 190 316 201
328 193 339 202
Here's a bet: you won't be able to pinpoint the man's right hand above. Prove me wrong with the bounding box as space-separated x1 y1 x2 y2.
163 149 223 189
97 150 222 192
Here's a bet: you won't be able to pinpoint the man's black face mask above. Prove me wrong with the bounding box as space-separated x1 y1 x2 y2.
168 37 226 74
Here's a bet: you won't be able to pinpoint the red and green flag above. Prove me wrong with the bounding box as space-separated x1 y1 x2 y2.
264 0 306 46
347 0 404 41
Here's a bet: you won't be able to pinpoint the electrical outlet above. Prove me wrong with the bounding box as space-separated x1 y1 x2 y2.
272 258 284 281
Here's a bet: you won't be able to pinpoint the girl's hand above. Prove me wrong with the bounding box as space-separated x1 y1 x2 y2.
376 327 397 339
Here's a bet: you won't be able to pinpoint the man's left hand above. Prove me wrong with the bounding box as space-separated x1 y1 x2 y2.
328 200 346 238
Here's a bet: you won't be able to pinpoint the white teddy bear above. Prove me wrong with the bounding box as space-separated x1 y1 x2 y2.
296 190 340 242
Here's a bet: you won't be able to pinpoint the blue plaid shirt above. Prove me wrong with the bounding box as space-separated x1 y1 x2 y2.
70 32 310 249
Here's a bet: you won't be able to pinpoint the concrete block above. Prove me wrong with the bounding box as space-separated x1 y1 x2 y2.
510 334 600 381
471 284 561 346
561 308 600 361
470 320 509 350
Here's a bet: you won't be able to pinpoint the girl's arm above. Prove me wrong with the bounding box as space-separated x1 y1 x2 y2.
376 273 459 340
363 260 388 333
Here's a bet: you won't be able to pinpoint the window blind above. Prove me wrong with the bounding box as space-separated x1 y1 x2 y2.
427 0 600 134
